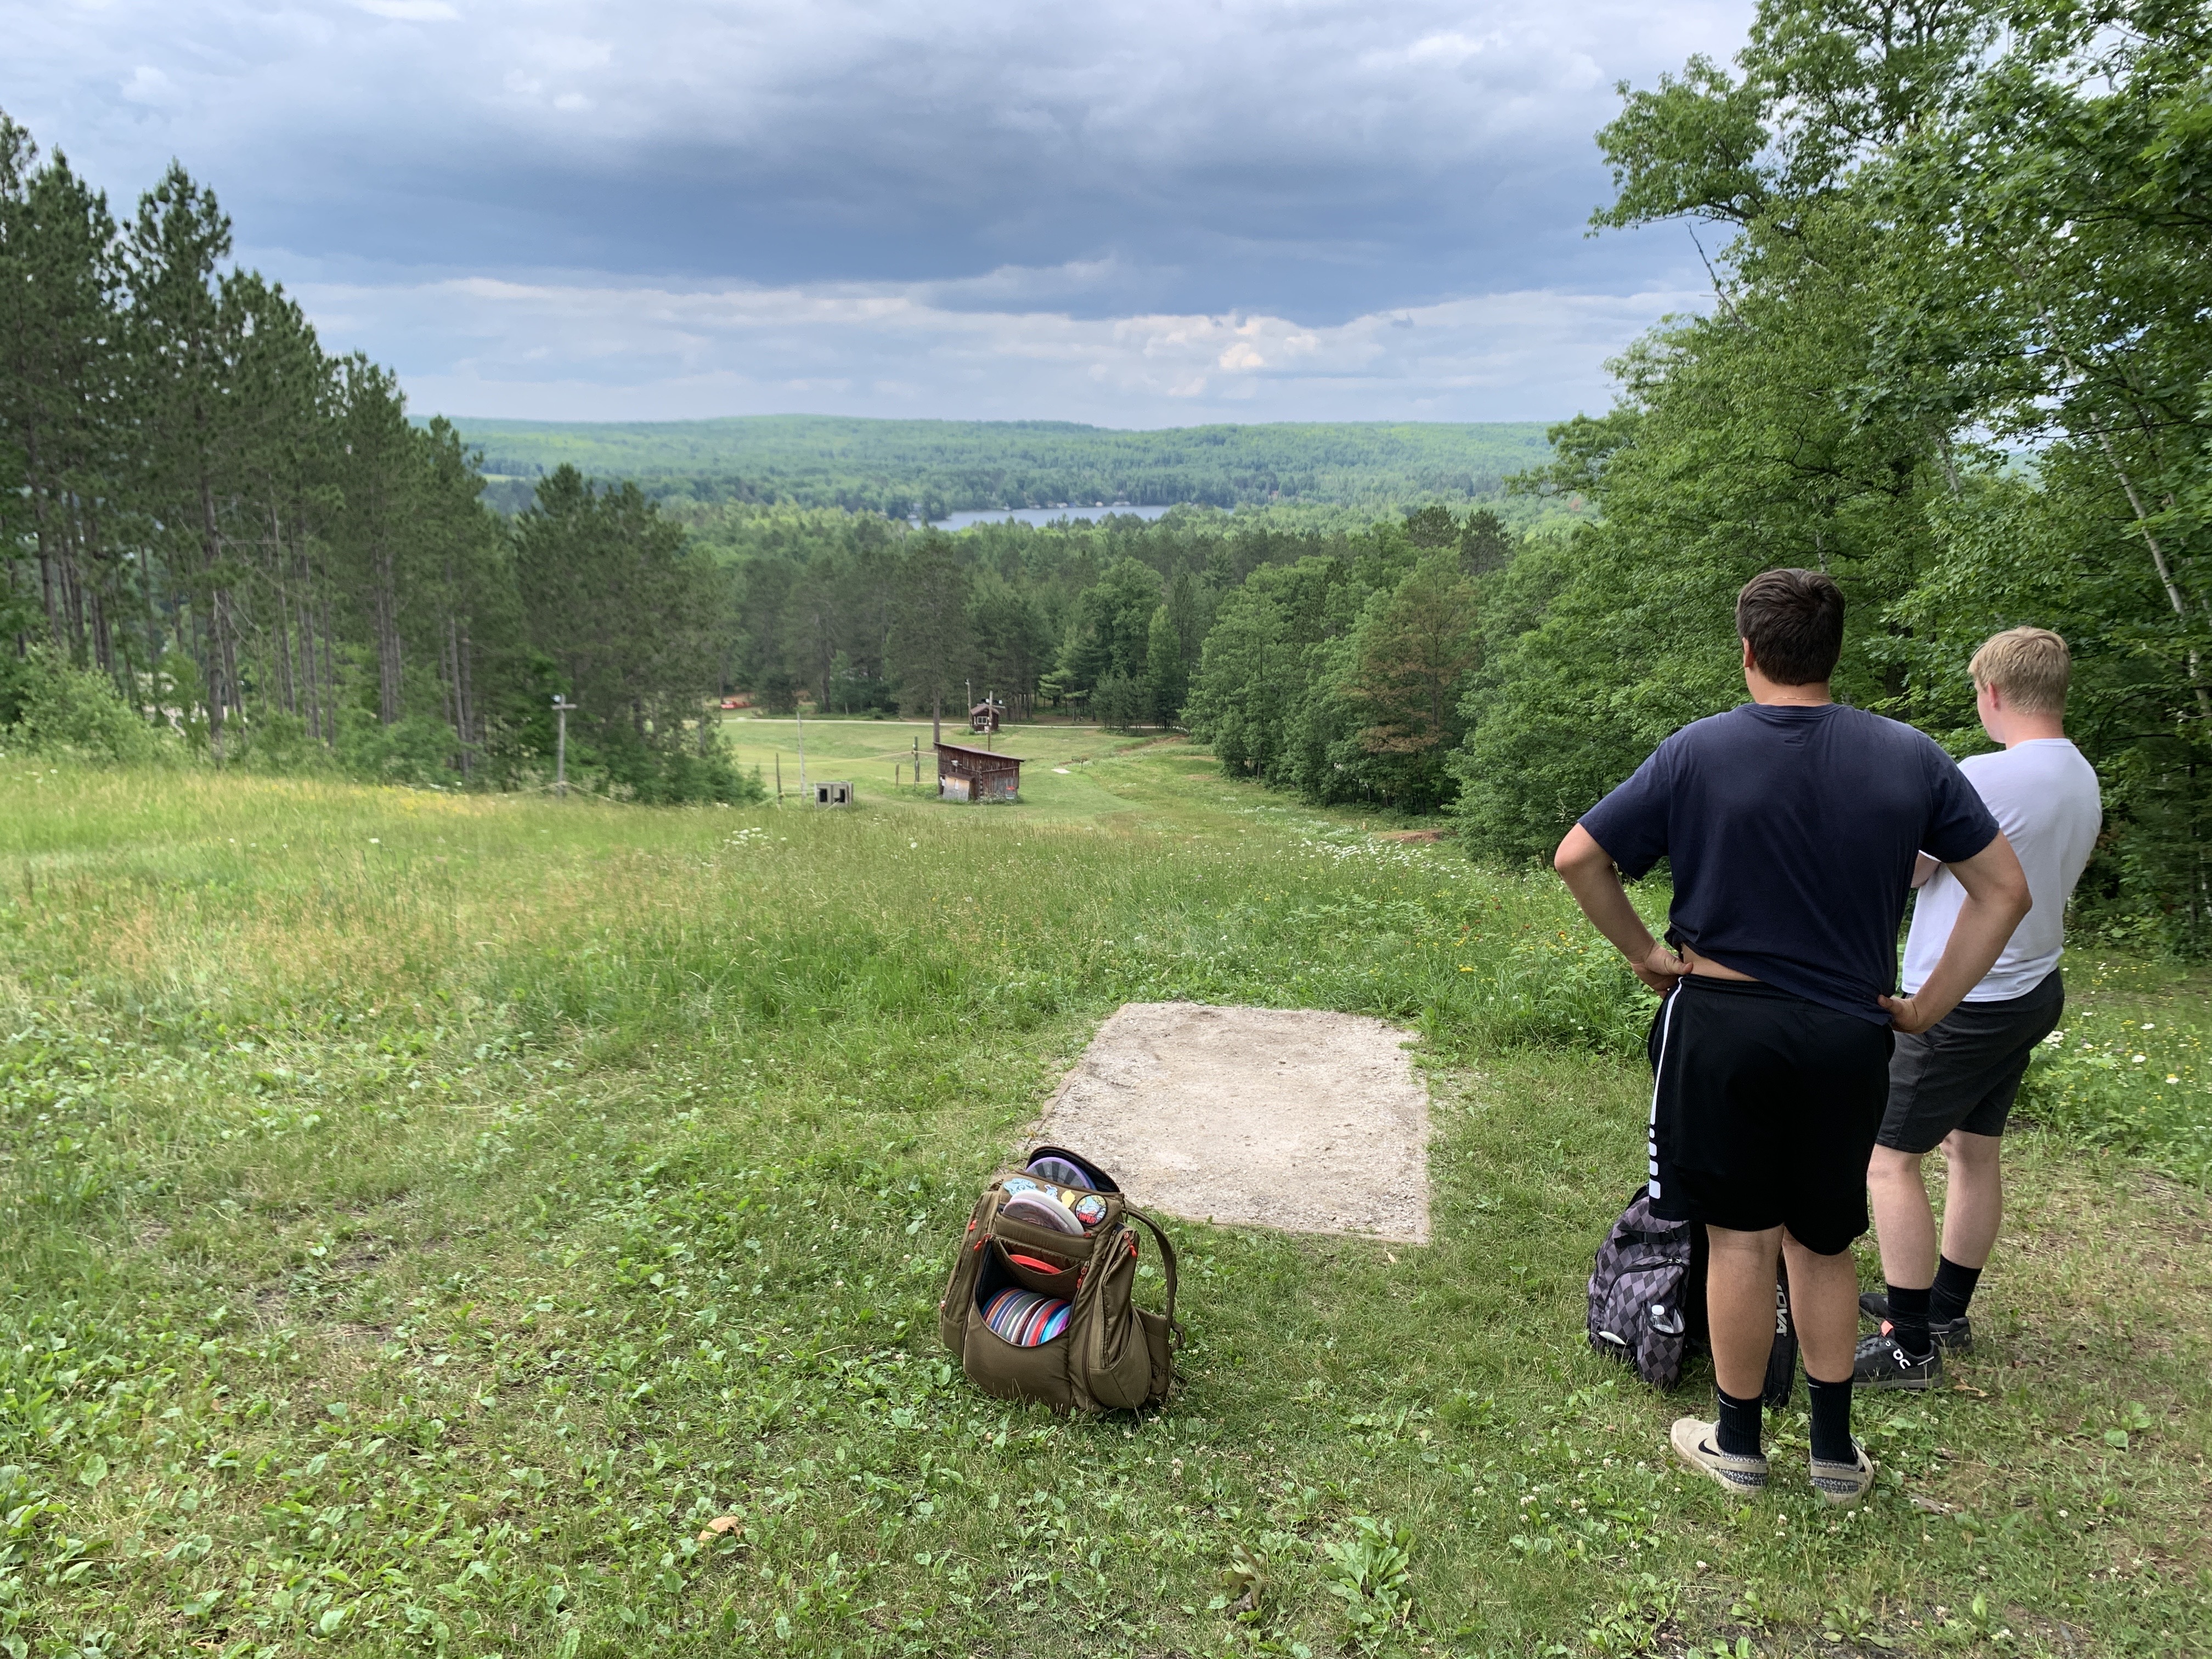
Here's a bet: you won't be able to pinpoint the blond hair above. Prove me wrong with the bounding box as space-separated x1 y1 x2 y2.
1970 627 2070 715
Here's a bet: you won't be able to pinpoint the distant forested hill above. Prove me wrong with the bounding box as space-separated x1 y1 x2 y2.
437 415 1558 518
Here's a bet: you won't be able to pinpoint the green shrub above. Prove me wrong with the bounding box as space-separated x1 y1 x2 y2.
234 709 332 774
3 652 170 764
335 708 466 788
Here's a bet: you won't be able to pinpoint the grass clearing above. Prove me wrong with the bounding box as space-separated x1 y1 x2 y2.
3 740 2209 1656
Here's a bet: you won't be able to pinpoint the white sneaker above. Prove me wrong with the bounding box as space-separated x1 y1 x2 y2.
1669 1417 1768 1496
1810 1440 1876 1506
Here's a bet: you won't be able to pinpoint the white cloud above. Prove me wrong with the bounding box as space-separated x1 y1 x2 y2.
119 65 173 105
353 1 460 20
291 268 1703 426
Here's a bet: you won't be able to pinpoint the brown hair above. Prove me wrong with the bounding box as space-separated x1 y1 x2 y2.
1970 626 2070 714
1735 568 1844 686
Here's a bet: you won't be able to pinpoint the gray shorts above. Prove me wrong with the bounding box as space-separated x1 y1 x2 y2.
1877 968 2064 1154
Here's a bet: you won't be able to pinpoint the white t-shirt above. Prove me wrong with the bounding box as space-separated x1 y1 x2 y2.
1901 739 2102 1001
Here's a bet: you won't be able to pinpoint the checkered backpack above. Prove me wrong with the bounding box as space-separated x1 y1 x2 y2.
1588 1187 1796 1404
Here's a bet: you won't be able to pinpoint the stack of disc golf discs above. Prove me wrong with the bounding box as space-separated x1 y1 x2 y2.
1001 1186 1085 1234
981 1286 1072 1346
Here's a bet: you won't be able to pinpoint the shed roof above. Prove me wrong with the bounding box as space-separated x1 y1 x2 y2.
934 741 1026 764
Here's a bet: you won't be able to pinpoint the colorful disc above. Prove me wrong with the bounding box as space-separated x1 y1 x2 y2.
1026 1155 1094 1190
1002 1190 1084 1234
980 1288 1070 1346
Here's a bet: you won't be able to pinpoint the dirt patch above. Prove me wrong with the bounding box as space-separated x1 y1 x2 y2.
1030 1001 1431 1243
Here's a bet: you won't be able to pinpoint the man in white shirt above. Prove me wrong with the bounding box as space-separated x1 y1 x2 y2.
1858 628 2104 1387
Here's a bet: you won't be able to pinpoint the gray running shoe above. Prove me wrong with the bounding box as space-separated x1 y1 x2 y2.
1669 1418 1768 1496
1854 1327 1943 1390
1857 1293 1973 1353
1810 1440 1876 1506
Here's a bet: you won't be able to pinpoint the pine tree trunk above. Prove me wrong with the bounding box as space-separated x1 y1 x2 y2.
375 533 402 726
199 476 232 757
455 620 476 774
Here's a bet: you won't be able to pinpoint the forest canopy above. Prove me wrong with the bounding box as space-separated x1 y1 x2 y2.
443 415 1561 521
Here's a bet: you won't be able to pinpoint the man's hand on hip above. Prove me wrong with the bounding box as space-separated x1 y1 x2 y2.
1877 991 1937 1034
1885 832 2033 1034
1634 941 1690 995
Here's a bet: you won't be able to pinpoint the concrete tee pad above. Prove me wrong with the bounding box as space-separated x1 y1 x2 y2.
1030 1002 1431 1244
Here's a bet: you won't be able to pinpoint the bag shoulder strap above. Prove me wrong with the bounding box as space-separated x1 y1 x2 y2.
1121 1206 1181 1345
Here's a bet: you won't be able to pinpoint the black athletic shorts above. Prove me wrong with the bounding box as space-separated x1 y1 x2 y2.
1877 968 2064 1155
1644 975 1893 1256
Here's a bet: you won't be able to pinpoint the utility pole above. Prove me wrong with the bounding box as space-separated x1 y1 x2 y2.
551 695 576 796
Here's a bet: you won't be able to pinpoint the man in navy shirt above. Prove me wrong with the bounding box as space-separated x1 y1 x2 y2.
1555 569 2029 1505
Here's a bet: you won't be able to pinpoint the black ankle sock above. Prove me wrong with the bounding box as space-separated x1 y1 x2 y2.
1807 1374 1855 1464
1930 1256 1982 1323
1884 1281 1933 1358
1714 1386 1762 1458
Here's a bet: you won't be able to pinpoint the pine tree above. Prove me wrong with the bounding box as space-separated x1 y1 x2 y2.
887 535 974 745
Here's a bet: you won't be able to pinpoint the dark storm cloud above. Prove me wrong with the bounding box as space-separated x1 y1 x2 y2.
4 0 1750 419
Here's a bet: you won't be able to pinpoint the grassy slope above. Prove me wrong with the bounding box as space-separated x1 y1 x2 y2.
1 744 2208 1658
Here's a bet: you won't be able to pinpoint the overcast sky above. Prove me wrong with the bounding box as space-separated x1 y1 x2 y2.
8 0 1752 427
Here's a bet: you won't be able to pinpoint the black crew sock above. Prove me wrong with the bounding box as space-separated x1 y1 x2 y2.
1714 1386 1762 1458
1884 1282 1934 1358
1806 1374 1856 1465
1929 1256 1982 1324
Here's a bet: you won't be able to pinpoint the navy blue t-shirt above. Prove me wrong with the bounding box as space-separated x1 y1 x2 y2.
1579 703 2000 1023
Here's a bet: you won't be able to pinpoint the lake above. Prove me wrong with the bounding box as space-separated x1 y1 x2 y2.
921 504 1180 532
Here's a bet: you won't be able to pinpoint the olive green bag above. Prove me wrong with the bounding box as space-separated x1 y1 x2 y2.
937 1145 1181 1413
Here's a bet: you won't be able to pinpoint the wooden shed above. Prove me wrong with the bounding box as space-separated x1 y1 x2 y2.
935 742 1024 803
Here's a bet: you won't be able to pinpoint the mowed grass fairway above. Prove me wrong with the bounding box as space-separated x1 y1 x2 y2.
3 744 2208 1658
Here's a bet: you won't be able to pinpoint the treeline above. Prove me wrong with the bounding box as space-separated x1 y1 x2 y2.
0 114 750 802
1186 0 2210 951
720 501 1515 741
450 415 1560 521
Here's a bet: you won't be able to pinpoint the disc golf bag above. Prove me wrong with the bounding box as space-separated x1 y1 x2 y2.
938 1144 1181 1412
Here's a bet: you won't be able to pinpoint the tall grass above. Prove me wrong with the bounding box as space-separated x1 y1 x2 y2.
2 757 2208 1657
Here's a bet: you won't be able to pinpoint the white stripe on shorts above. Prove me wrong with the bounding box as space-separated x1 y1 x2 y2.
1647 989 1680 1198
